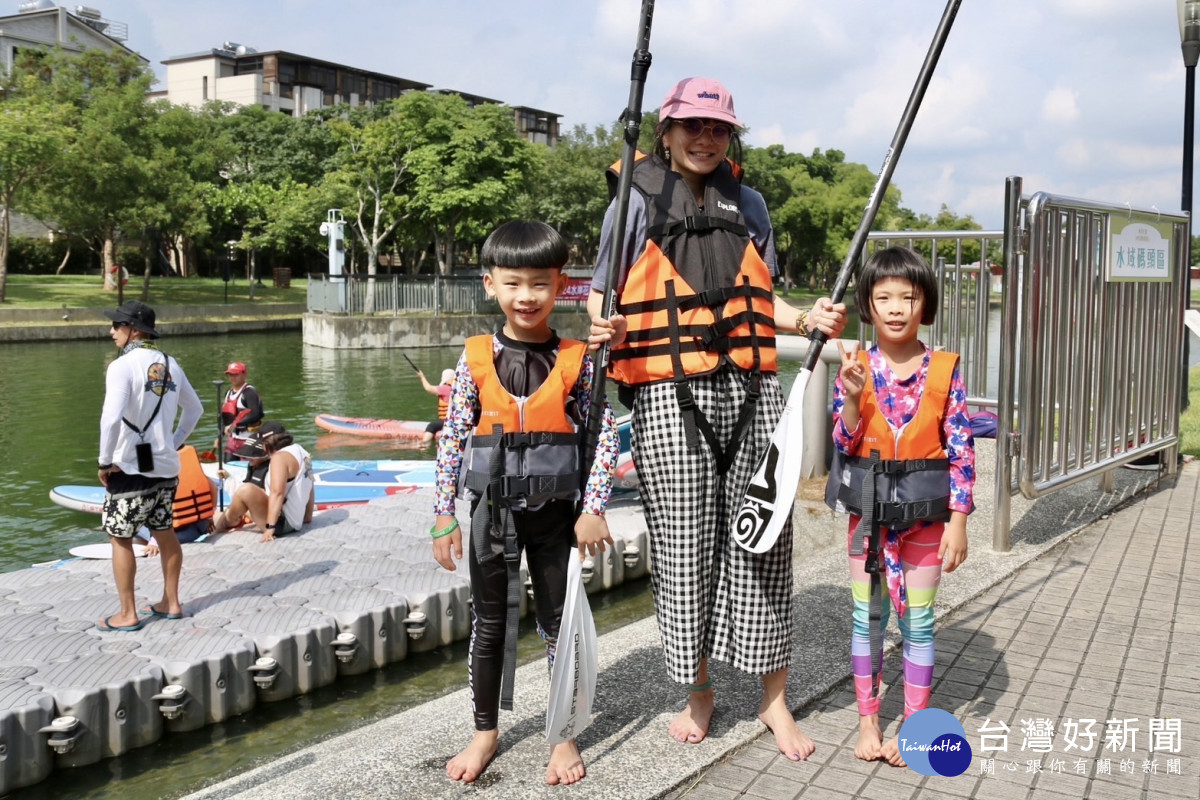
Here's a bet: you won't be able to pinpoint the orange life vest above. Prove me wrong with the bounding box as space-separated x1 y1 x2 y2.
173 445 215 528
607 152 777 386
436 394 449 420
459 335 585 508
825 350 957 528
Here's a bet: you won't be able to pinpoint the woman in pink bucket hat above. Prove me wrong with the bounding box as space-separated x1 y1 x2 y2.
588 78 847 760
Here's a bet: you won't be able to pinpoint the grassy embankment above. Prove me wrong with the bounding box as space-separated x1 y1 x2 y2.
1 274 308 308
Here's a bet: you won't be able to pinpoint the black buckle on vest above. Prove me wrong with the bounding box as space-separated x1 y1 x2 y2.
682 215 702 233
673 380 697 410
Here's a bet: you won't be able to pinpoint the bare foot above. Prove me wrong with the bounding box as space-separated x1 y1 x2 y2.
545 739 586 785
758 699 815 761
446 730 498 783
880 735 906 767
669 686 714 743
855 715 884 761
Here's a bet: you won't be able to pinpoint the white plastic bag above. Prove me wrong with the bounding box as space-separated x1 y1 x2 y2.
545 554 598 744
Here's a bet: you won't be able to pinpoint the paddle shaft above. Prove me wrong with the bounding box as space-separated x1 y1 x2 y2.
401 352 421 375
581 0 655 488
213 379 225 512
731 0 963 555
800 0 962 372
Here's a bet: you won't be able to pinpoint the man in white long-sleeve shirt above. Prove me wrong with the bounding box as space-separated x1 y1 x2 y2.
96 301 203 631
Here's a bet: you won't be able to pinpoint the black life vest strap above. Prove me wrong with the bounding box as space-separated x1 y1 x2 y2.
617 285 774 319
844 455 951 474
647 215 748 240
609 335 778 363
848 449 885 700
715 274 763 474
469 424 523 711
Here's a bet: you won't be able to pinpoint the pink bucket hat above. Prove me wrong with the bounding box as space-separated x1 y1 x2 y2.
659 77 742 128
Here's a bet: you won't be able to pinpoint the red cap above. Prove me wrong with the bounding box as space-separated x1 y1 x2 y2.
225 362 246 375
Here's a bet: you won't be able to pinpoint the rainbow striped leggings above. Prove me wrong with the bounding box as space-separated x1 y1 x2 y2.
848 522 943 717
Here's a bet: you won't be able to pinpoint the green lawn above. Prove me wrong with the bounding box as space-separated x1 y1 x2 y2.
1 275 308 308
1181 366 1200 457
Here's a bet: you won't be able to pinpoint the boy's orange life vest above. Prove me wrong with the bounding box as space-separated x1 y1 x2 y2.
825 350 957 528
173 445 215 528
436 394 449 420
606 152 777 386
459 335 585 508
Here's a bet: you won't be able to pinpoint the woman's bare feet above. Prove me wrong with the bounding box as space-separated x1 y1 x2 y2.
446 730 498 783
757 698 815 761
855 715 884 761
545 739 586 785
880 734 907 767
668 684 714 743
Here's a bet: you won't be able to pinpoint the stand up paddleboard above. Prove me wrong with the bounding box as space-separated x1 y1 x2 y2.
49 482 413 515
314 414 430 439
68 543 148 560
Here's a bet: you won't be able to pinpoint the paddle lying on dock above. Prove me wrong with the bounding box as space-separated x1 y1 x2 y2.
731 0 964 554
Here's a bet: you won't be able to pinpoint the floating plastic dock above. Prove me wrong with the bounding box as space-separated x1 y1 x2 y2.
0 490 650 794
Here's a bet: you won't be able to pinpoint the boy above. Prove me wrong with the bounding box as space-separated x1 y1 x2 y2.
430 220 618 786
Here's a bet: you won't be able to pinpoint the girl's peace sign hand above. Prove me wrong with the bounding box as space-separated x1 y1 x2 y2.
837 340 867 402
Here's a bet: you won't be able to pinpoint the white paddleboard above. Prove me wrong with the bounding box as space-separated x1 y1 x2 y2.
69 543 148 560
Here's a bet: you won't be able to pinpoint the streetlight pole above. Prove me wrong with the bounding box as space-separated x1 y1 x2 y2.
1179 0 1200 411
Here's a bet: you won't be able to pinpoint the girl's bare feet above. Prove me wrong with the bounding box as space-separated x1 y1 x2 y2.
446 730 498 783
668 683 714 743
880 734 907 767
757 697 815 761
545 739 586 785
855 715 884 761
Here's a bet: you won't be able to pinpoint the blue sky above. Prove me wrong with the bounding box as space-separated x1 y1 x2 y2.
86 0 1189 229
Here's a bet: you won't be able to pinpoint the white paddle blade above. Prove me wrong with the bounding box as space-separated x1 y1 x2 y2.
732 369 813 553
545 555 597 744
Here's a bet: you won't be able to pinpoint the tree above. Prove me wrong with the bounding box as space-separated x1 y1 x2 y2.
404 96 538 274
0 80 73 302
526 123 621 264
23 48 156 292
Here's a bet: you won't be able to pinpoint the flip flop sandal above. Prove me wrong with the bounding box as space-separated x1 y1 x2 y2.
139 605 183 620
95 615 145 632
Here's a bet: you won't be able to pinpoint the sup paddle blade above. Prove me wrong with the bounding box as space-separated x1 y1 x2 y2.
732 369 812 553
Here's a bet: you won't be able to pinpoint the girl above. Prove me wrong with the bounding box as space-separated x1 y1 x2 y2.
588 77 847 760
829 246 975 766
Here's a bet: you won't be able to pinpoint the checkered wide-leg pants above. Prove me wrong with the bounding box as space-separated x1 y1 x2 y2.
631 369 794 684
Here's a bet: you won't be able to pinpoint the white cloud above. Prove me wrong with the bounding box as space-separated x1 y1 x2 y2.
1042 87 1080 124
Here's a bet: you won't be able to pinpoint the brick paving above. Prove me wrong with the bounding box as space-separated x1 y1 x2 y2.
674 464 1200 800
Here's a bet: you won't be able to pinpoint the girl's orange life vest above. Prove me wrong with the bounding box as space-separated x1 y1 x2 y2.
173 445 215 528
825 349 957 528
436 394 449 420
607 152 777 386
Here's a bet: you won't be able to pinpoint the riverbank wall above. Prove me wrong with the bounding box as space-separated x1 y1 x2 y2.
0 305 591 346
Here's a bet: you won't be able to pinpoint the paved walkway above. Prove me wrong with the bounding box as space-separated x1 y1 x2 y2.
672 463 1200 800
177 447 1193 800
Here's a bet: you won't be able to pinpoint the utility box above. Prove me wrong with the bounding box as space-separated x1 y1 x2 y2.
272 268 292 288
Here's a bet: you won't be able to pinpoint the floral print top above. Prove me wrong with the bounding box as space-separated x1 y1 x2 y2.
433 335 618 518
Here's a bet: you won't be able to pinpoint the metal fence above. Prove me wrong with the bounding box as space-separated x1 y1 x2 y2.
863 230 1004 403
306 273 592 315
993 176 1187 549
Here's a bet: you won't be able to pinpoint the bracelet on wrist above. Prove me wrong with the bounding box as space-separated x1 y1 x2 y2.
430 518 459 539
98 463 113 471
264 523 276 531
795 309 810 335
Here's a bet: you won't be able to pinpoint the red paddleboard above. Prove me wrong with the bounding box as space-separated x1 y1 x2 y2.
314 414 429 439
